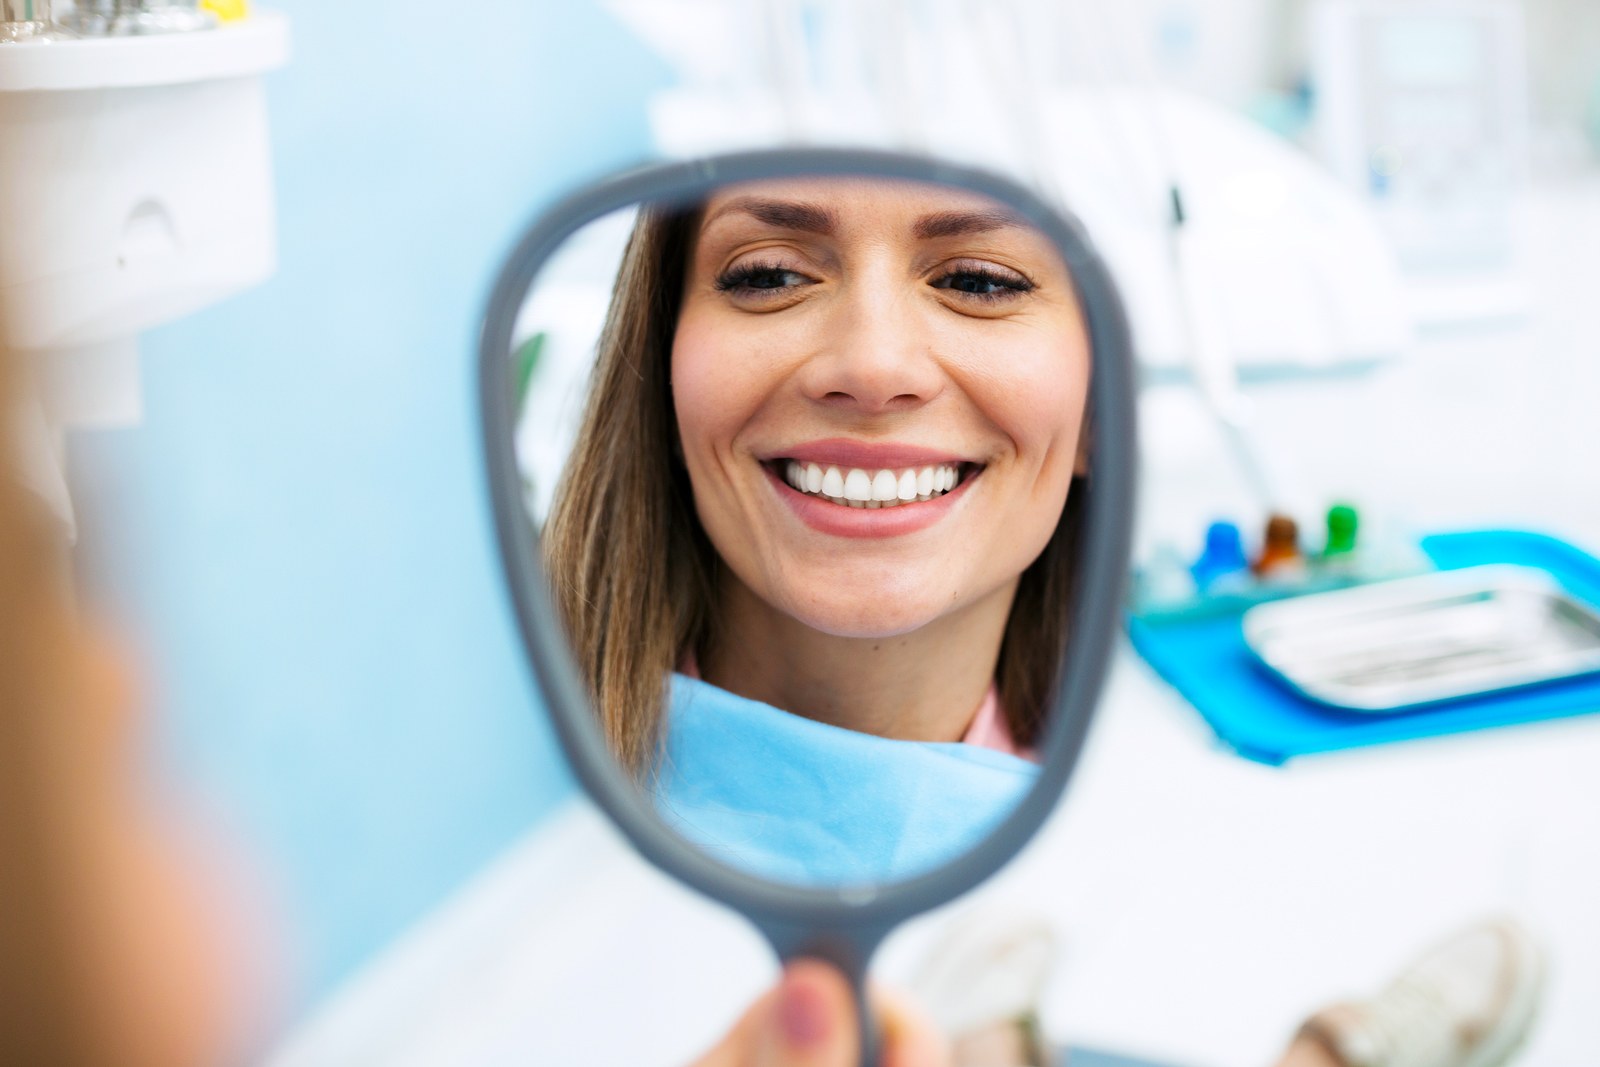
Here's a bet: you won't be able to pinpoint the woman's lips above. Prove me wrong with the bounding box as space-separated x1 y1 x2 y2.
764 461 980 539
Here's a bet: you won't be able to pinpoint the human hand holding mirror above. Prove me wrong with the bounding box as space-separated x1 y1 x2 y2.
480 151 1134 1062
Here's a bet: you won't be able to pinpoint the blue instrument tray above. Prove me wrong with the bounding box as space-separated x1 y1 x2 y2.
1126 531 1600 764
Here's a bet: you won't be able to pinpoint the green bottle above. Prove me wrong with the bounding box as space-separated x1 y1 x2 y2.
1324 504 1358 558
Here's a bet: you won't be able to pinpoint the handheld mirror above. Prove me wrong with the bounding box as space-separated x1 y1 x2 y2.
478 149 1135 1056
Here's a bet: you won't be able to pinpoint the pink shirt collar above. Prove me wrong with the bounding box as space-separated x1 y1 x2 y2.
960 684 1036 761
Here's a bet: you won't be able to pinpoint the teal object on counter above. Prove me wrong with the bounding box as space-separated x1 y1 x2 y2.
656 674 1037 886
1127 531 1600 765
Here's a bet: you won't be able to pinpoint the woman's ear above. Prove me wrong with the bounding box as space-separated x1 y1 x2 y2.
1072 417 1092 478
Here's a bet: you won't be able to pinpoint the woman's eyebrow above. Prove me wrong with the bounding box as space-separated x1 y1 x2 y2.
704 197 838 235
913 210 1026 239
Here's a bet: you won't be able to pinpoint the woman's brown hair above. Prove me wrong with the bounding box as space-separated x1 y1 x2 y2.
543 205 1089 775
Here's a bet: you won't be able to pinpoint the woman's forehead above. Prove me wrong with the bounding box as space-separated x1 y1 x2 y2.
697 177 1037 240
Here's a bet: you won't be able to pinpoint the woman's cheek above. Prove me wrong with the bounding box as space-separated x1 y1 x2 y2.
969 338 1088 472
671 311 740 459
675 309 804 463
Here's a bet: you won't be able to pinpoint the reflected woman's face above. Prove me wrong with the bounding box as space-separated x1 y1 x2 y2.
672 178 1090 640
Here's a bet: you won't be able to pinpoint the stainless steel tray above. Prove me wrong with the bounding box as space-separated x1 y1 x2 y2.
1241 565 1600 712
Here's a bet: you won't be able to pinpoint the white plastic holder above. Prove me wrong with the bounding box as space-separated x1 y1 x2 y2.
0 11 291 431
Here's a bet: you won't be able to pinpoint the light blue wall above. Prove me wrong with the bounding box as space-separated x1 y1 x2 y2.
122 0 671 1009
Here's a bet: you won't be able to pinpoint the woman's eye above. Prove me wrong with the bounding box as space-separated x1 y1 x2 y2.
716 265 811 294
932 268 1033 299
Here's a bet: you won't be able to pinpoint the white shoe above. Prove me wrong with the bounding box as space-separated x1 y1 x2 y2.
906 909 1057 1066
1299 917 1546 1067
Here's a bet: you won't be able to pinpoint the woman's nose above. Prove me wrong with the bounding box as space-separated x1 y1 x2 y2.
794 286 944 416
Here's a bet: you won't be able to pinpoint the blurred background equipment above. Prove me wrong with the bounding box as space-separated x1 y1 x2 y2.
607 0 1412 386
1 0 73 40
1313 0 1530 325
0 5 289 537
64 0 221 35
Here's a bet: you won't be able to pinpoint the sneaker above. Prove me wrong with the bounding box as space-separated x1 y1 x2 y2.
1298 917 1546 1067
906 909 1057 1066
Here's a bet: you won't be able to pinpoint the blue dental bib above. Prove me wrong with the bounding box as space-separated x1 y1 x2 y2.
652 674 1038 887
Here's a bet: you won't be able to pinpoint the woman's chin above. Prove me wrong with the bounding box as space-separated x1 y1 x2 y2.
776 589 956 641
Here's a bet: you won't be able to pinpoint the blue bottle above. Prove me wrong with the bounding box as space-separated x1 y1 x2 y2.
1191 521 1249 592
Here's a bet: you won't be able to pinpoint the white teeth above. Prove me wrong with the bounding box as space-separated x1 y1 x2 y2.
784 460 967 507
821 466 844 497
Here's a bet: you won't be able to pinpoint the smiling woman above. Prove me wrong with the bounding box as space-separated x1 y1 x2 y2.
483 151 1136 1051
542 177 1092 797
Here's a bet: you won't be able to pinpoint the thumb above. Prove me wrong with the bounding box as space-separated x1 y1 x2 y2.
754 960 860 1066
691 959 860 1067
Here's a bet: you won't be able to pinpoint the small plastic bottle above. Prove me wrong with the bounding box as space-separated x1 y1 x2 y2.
1324 504 1358 557
1191 521 1250 593
1254 513 1305 581
1318 503 1359 577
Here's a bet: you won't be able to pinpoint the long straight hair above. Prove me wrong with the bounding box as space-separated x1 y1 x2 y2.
543 206 1090 775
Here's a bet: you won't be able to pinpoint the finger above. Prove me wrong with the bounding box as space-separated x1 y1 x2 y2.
871 983 951 1067
755 959 860 1066
688 985 778 1067
688 959 858 1067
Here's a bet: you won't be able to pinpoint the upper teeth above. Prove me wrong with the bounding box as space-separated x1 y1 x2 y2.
783 462 963 507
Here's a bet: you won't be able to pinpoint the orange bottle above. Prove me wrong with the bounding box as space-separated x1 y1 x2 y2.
1254 514 1302 576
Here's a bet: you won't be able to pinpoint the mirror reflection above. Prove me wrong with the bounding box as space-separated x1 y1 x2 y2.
512 177 1093 887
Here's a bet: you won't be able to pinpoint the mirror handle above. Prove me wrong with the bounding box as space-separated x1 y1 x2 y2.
758 918 893 1066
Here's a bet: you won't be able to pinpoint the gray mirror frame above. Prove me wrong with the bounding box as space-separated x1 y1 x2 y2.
477 147 1136 1032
